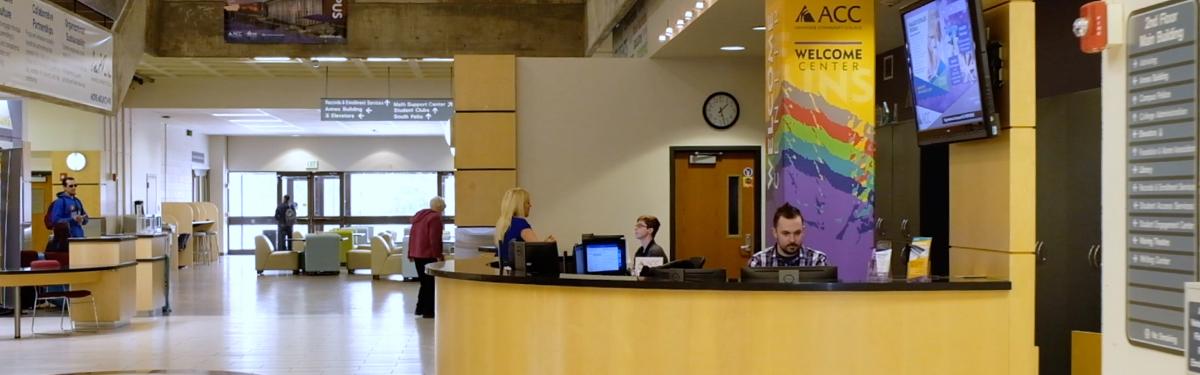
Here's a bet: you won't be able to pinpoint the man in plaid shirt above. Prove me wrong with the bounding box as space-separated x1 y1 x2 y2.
748 203 829 267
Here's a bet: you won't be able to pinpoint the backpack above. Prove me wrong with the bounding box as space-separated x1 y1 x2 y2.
284 206 296 225
43 200 55 229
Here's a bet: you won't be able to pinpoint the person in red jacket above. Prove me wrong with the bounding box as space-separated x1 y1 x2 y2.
409 196 446 318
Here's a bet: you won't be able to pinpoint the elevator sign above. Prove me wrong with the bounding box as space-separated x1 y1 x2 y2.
320 98 453 122
1126 0 1197 353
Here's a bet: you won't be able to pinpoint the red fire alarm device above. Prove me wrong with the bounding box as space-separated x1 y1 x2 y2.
1076 1 1108 53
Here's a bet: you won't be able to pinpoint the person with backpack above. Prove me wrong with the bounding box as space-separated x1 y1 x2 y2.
47 176 88 239
274 195 297 251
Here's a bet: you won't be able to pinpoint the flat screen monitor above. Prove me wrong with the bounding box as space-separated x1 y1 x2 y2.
740 266 838 283
512 241 560 277
574 240 627 275
900 0 999 146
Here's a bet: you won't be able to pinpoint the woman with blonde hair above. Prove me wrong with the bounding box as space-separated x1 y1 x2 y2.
494 188 555 261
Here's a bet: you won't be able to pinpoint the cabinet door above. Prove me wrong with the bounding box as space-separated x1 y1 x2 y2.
1035 89 1102 375
874 124 894 243
891 121 922 244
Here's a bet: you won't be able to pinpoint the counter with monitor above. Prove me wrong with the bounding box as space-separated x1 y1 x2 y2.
429 253 1014 374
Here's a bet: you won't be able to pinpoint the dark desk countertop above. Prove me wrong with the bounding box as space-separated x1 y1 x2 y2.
70 235 137 243
428 258 1011 292
0 261 137 275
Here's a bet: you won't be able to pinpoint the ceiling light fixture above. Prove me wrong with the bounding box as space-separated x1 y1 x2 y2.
658 34 667 42
252 57 292 62
676 19 685 27
665 27 674 36
422 58 455 62
685 11 694 20
365 57 406 62
720 45 746 51
212 113 272 117
753 26 766 31
311 57 348 62
695 1 705 10
229 119 284 123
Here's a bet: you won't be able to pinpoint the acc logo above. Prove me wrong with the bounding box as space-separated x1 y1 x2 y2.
797 5 863 23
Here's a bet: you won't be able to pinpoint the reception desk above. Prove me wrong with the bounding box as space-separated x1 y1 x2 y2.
66 236 138 330
430 256 1014 374
134 233 171 316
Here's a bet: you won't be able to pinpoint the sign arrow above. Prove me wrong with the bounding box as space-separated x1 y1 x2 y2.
433 108 439 114
425 113 432 119
366 108 373 114
358 113 364 119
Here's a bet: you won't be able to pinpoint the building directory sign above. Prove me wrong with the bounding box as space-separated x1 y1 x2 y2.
0 0 113 111
320 99 453 122
1127 0 1198 353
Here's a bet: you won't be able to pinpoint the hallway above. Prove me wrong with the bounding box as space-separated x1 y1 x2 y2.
0 256 433 374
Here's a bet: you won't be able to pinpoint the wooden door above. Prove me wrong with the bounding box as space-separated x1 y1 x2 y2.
1035 89 1102 375
30 174 53 251
672 148 759 279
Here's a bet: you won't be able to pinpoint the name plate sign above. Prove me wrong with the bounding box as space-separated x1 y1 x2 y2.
1127 0 1198 353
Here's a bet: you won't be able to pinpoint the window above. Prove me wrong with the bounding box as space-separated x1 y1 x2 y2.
440 172 455 216
228 172 277 217
349 172 437 216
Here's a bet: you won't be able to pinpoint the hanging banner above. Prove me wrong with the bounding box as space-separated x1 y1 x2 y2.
224 0 347 44
765 0 875 279
0 0 113 111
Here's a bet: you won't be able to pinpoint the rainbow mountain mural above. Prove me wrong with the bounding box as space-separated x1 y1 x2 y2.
766 80 875 280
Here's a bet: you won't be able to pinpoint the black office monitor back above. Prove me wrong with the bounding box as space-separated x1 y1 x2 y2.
739 266 838 283
512 241 560 277
645 268 726 283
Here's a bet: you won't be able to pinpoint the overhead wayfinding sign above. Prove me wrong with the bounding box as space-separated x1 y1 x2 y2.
1126 0 1197 353
320 98 453 122
0 0 114 111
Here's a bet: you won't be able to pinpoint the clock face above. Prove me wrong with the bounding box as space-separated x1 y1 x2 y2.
66 152 87 171
703 92 739 129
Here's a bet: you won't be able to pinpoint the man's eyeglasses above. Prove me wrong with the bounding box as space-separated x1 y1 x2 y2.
634 224 647 228
66 184 78 188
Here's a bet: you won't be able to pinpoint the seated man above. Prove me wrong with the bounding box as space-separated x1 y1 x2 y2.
748 203 829 267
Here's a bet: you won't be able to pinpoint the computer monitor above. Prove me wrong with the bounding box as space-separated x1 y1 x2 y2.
739 266 838 283
512 241 560 277
644 268 727 283
582 233 625 243
573 240 627 275
659 257 706 269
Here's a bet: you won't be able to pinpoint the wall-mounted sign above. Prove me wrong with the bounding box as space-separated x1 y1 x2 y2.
191 151 205 164
1126 0 1197 353
320 98 453 122
0 0 113 111
224 0 347 44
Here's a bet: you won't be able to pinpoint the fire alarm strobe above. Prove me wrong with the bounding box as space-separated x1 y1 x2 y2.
1075 1 1108 54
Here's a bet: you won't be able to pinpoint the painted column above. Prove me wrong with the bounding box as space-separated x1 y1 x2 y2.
765 1 875 279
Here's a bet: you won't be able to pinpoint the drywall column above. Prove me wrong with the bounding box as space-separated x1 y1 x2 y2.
945 2 1038 374
452 55 518 229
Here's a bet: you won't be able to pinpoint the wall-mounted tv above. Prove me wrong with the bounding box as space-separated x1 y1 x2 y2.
900 0 1000 146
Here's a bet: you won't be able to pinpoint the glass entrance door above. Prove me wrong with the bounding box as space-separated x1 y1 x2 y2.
277 172 344 233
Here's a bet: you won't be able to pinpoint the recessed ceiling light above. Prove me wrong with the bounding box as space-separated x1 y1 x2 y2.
720 45 746 51
311 57 348 62
676 19 685 27
212 113 272 117
685 11 694 20
422 58 454 62
695 1 705 10
658 34 667 42
252 57 292 62
752 26 766 31
665 27 674 35
229 119 284 123
365 57 405 62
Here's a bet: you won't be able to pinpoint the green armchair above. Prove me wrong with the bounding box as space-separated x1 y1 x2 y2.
328 228 354 264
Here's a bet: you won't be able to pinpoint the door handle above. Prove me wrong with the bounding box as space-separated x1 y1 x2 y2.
1035 241 1046 263
900 218 911 243
1092 245 1102 269
738 233 754 257
1086 245 1096 268
876 218 887 239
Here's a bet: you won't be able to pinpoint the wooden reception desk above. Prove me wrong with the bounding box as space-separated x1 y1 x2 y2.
67 236 137 329
134 233 170 316
429 256 1015 375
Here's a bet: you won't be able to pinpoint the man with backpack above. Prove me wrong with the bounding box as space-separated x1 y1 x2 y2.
274 195 297 251
47 176 88 239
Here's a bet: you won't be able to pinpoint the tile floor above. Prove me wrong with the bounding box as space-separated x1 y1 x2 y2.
0 256 434 375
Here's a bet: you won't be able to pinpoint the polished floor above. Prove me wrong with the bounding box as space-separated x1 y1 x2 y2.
0 255 434 375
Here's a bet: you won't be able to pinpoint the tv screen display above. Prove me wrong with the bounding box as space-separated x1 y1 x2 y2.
901 0 998 145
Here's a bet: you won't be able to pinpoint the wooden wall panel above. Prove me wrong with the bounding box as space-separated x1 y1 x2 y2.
453 112 517 169
453 55 516 111
454 170 517 227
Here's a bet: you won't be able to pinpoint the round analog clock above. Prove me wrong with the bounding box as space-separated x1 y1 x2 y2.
66 152 87 171
703 92 740 129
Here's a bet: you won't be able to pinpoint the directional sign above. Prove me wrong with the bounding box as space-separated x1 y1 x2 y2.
320 98 453 122
1126 0 1198 353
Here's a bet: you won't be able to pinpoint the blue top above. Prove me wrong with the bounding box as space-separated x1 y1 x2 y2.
499 217 532 261
50 192 88 238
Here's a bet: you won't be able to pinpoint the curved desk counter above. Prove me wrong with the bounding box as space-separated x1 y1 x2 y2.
430 257 1017 375
0 261 137 338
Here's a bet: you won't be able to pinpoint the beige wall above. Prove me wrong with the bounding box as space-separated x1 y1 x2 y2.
227 136 452 172
517 57 764 254
1103 0 1179 373
125 77 451 109
27 99 105 171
